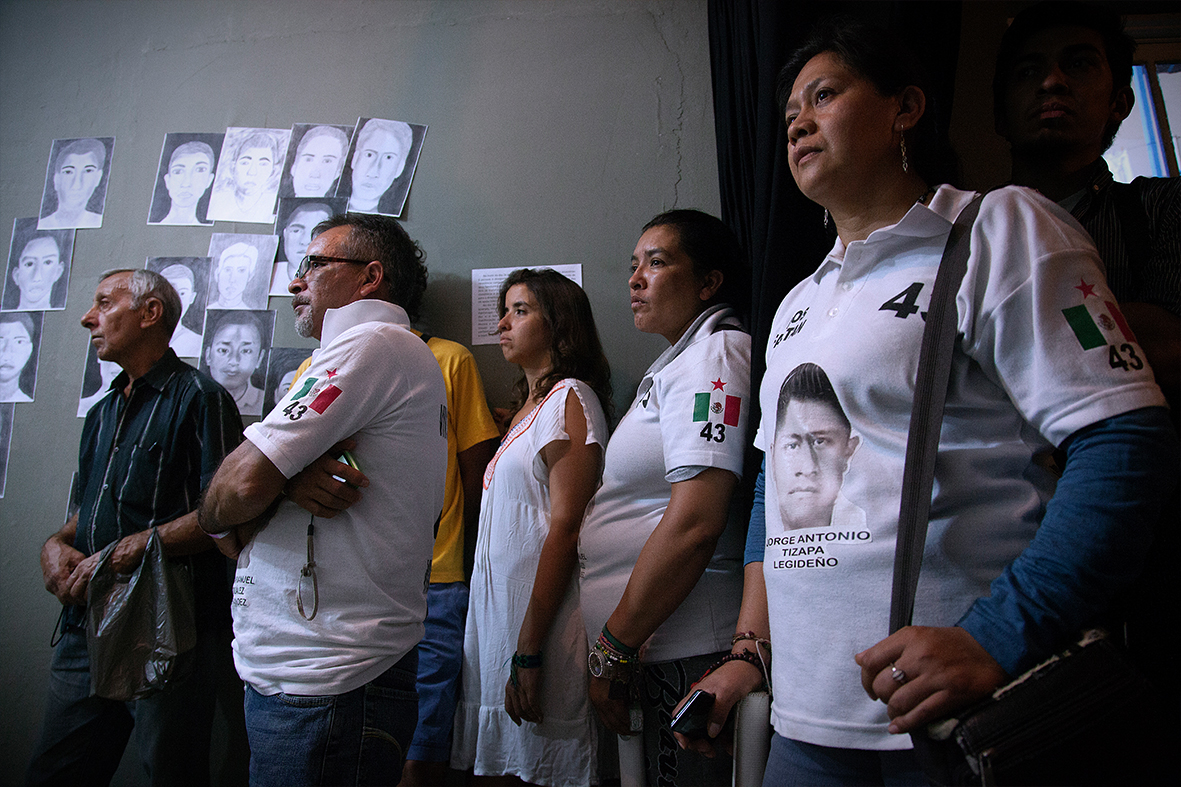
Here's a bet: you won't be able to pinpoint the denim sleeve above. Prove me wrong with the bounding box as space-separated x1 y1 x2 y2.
744 457 766 565
957 406 1178 676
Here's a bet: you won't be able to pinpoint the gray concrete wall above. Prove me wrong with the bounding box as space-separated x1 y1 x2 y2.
0 1 719 781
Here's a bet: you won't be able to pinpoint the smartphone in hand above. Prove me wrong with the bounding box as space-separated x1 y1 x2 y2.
669 689 715 739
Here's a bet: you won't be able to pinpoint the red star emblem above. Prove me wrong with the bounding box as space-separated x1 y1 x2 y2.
1075 279 1097 299
711 379 726 391
325 368 338 379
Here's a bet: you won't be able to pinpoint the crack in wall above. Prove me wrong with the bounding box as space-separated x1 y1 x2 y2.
646 5 685 207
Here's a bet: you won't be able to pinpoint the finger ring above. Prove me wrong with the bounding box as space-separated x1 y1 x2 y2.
890 663 907 684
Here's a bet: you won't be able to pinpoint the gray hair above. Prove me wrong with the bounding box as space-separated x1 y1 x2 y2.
98 268 182 337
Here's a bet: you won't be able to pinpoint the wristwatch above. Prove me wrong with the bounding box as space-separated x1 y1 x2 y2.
588 641 637 683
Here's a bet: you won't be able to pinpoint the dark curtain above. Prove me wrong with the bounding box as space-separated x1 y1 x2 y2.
708 1 964 411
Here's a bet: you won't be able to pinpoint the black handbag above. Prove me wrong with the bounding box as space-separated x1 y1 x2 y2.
888 193 1157 786
912 630 1155 786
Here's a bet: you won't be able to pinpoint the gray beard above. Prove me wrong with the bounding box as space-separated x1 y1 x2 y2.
294 311 314 338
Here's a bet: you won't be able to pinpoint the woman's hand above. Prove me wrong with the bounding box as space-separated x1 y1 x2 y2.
589 675 639 736
505 665 544 725
855 625 1007 734
671 657 765 757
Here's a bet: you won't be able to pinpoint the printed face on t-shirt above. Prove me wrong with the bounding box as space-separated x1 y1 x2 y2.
772 397 859 530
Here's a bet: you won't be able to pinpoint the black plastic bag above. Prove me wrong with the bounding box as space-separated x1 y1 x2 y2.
85 527 196 701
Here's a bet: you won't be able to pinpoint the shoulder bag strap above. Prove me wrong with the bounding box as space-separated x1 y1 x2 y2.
889 194 985 634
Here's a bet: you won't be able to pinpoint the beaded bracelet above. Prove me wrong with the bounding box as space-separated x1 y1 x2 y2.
696 650 770 692
509 652 542 687
731 631 772 651
600 624 639 658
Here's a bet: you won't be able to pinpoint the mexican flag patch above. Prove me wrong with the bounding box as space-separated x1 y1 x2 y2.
1062 289 1136 351
693 379 741 426
288 369 343 414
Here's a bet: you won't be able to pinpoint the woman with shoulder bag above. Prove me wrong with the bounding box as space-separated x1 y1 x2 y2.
676 17 1175 786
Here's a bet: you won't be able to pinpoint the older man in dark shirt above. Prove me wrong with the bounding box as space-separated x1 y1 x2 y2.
28 268 242 787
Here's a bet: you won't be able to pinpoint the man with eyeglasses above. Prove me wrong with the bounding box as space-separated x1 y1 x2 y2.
283 223 500 787
198 213 447 787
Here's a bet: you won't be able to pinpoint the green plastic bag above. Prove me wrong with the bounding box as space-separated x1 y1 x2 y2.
85 528 196 701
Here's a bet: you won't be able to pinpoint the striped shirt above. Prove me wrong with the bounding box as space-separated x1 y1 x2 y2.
1069 160 1180 315
72 349 242 624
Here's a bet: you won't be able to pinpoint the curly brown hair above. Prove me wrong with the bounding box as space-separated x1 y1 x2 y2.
498 268 613 422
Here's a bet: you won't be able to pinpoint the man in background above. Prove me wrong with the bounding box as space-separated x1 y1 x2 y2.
994 0 1180 757
29 269 241 786
994 0 1179 410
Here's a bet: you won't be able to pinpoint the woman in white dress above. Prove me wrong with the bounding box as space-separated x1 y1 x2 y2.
452 268 613 786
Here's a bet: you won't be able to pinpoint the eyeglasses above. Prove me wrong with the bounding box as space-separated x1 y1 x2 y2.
295 255 370 279
297 516 319 621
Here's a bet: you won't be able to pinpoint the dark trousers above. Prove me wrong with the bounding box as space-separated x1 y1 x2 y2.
26 622 229 787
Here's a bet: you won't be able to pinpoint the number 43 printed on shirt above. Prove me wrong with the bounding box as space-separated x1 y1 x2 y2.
693 381 741 443
879 280 1145 373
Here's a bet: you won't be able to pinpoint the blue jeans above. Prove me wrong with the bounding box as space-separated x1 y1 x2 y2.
762 733 926 787
26 621 226 787
407 581 468 762
244 650 419 787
